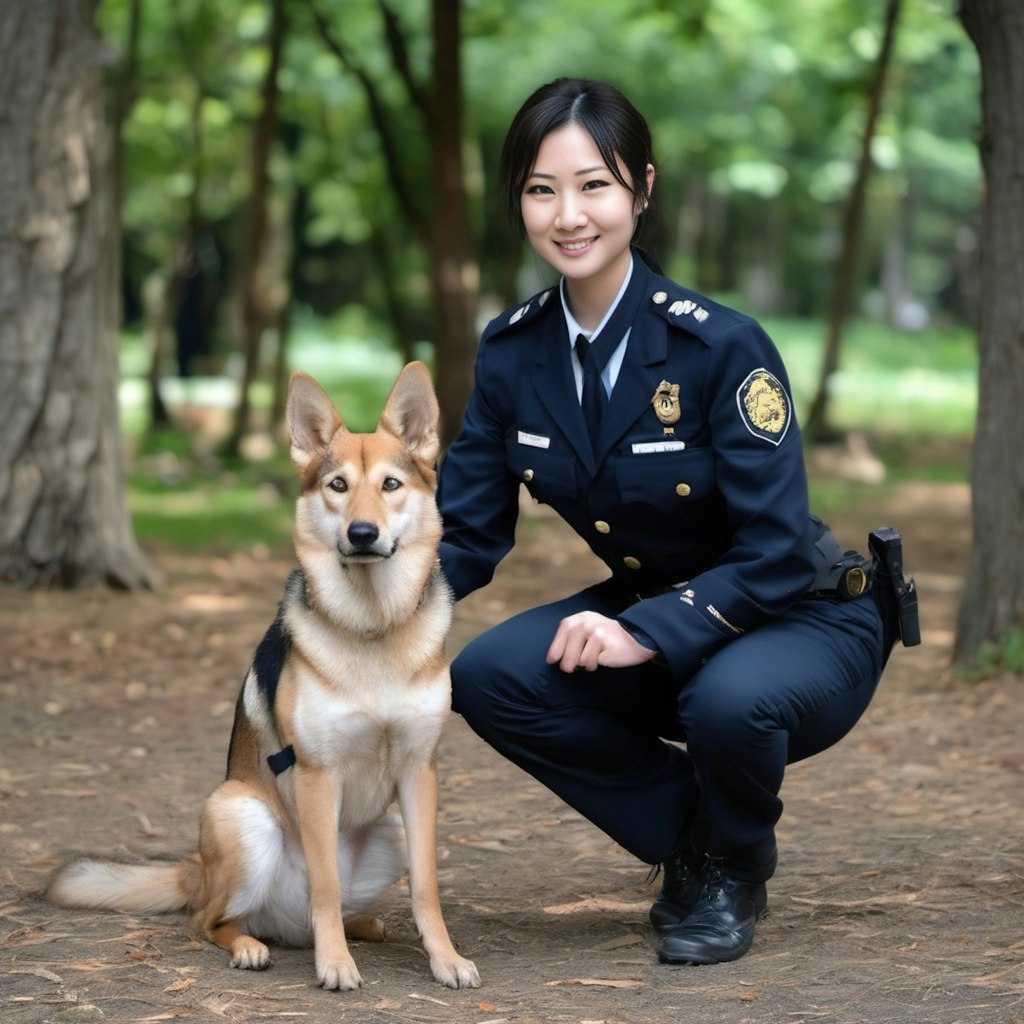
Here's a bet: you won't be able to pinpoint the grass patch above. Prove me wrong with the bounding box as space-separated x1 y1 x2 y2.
764 318 977 436
122 316 977 552
130 464 295 550
956 626 1024 682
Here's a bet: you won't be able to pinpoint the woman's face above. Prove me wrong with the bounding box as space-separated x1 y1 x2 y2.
521 123 653 292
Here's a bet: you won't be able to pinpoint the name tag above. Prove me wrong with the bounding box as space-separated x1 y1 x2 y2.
518 430 551 449
632 440 687 454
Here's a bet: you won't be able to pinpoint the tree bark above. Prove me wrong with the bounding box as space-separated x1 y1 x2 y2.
803 0 902 443
429 0 478 446
224 0 287 458
954 0 1024 662
0 0 155 589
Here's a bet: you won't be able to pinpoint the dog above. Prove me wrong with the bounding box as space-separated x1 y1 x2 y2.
46 362 480 992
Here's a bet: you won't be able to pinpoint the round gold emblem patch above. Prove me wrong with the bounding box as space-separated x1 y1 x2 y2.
736 369 791 445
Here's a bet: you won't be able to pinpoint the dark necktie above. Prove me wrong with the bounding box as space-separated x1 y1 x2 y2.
568 253 651 442
575 334 606 437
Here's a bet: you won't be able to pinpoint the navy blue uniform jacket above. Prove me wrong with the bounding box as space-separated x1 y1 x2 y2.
437 257 821 683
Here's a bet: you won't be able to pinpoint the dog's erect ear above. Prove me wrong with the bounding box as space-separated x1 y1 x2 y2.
287 372 345 469
378 361 440 463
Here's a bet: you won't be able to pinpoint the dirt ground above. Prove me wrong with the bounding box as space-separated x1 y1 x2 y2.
2 479 1023 1024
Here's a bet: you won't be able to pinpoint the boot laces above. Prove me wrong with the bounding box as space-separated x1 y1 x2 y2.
700 856 728 898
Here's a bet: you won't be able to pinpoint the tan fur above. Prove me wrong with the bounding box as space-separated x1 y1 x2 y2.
46 363 479 991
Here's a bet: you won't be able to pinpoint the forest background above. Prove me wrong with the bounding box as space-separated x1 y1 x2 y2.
4 0 1022 668
7 5 1024 1021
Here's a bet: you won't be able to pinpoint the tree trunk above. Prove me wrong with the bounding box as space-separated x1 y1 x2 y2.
954 0 1024 663
429 0 478 447
224 0 287 459
0 0 156 589
803 0 902 443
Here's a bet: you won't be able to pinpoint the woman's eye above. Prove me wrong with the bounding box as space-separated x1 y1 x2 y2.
328 477 347 493
525 184 554 195
582 179 610 191
382 477 402 492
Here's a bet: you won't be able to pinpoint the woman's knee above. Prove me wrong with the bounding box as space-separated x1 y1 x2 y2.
679 662 780 747
450 598 579 719
450 634 500 721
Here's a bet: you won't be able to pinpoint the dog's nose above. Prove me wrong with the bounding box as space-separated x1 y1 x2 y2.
347 521 380 548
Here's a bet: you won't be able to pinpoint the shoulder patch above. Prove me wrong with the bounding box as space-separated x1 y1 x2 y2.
736 369 791 445
652 288 711 324
483 288 557 342
648 283 749 347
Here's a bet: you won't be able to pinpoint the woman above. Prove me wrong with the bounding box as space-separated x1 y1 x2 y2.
436 78 894 965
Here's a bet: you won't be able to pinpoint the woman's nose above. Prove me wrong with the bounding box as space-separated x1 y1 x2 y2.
554 194 587 231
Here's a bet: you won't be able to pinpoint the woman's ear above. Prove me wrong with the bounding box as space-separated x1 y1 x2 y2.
643 163 656 210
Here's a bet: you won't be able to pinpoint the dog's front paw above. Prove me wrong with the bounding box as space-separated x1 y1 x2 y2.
230 937 271 970
316 953 363 991
431 953 480 989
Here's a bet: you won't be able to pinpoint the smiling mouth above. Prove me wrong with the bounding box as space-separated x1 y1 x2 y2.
557 237 597 253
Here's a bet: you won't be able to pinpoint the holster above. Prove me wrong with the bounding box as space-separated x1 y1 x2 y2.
809 519 921 657
868 526 921 653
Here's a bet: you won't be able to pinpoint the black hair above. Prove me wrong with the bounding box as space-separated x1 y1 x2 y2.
498 78 656 239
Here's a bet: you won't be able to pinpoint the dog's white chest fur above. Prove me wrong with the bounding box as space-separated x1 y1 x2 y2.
291 667 449 823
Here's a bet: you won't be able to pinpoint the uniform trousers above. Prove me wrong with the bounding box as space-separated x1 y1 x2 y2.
451 581 887 882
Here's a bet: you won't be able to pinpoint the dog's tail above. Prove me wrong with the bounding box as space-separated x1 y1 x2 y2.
341 814 407 914
46 855 200 916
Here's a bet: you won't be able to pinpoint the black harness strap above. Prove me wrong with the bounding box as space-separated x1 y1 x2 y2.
267 744 296 775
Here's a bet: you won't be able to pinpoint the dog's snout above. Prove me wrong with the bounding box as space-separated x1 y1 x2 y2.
348 521 380 548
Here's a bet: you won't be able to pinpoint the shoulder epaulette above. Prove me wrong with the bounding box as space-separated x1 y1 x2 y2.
481 287 558 343
647 280 752 346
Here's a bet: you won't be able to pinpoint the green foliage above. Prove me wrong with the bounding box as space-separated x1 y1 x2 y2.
956 627 1024 682
101 0 980 340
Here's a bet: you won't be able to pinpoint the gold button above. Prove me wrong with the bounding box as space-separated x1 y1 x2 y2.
623 556 642 570
594 520 610 534
523 469 534 482
675 483 691 497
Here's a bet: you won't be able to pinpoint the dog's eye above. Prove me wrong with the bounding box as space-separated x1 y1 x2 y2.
382 477 402 493
327 477 347 493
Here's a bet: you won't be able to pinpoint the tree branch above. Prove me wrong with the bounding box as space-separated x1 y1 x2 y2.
302 0 429 245
377 0 431 119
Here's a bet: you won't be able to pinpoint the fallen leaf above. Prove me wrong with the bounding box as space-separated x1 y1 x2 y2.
10 966 64 984
544 978 644 989
4 927 68 948
543 897 649 916
591 934 644 951
789 892 919 908
408 993 450 1005
65 961 120 974
739 991 758 1002
163 978 195 993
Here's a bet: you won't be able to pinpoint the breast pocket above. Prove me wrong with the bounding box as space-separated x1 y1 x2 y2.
505 434 579 504
615 446 716 513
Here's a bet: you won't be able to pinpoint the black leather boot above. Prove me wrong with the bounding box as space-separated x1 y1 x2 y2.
657 858 768 965
649 839 703 935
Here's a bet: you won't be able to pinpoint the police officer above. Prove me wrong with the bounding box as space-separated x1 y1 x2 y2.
437 78 892 965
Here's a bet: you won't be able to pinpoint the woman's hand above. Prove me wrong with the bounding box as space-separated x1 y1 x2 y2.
546 611 657 673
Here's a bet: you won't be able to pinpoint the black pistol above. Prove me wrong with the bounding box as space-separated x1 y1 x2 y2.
868 527 921 648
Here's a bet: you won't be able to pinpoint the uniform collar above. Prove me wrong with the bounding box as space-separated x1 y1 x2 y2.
559 256 635 345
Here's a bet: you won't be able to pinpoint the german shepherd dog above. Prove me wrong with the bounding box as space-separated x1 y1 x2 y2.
47 363 480 992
